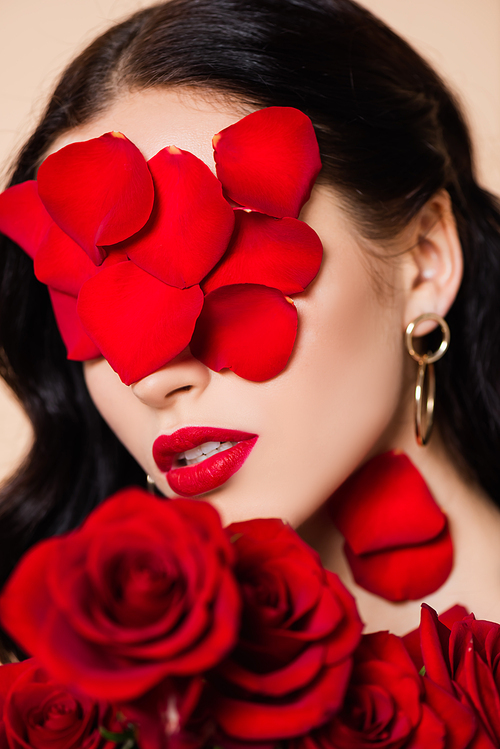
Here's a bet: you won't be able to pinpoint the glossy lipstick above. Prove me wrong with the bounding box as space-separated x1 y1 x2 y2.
153 427 258 497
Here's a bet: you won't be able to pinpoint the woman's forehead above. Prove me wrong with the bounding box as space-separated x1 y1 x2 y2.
49 88 254 165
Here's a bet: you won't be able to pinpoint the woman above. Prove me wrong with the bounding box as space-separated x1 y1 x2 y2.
1 0 500 645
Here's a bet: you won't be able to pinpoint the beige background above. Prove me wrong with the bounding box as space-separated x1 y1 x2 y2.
1 0 499 484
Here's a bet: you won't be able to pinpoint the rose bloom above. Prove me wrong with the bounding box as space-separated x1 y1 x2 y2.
208 519 362 741
0 659 120 749
419 604 500 747
0 488 240 712
290 631 477 749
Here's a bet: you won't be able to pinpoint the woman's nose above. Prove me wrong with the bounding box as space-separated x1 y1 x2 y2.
130 348 211 407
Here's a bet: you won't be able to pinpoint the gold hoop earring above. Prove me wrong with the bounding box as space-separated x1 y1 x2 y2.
146 474 157 495
405 313 450 446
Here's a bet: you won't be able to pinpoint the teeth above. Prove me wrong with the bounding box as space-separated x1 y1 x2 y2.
178 441 236 467
183 441 219 460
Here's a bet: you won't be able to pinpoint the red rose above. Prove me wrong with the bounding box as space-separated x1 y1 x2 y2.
403 604 469 673
0 659 120 749
291 631 477 749
209 519 363 741
297 632 424 749
419 605 500 747
0 488 240 710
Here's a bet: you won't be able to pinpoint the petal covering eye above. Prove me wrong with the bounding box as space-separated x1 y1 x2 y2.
213 107 322 217
37 132 155 265
202 212 323 295
77 262 204 385
0 107 323 383
126 147 235 289
35 225 97 297
48 289 101 361
0 181 53 260
190 284 298 382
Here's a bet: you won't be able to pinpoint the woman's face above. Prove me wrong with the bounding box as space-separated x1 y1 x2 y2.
58 88 410 526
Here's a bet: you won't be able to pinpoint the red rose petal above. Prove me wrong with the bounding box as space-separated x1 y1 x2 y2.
0 661 34 711
48 288 101 361
127 147 234 289
37 132 154 265
190 284 297 381
52 496 234 651
35 608 190 702
212 519 361 742
439 605 470 630
419 604 454 692
144 575 240 674
213 107 322 218
283 573 343 638
0 660 109 749
77 261 204 384
323 571 364 664
0 181 53 259
406 703 446 749
423 679 477 749
331 451 447 554
202 212 323 295
344 524 454 602
450 618 500 742
52 534 186 644
462 650 500 743
211 659 351 740
403 605 469 673
218 643 326 696
35 224 97 296
0 537 58 653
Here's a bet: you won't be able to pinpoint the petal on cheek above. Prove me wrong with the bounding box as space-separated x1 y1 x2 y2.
0 181 53 260
37 133 155 265
213 107 322 218
48 288 101 361
202 212 323 295
35 224 97 297
190 284 298 382
127 147 235 289
77 261 204 385
78 261 203 385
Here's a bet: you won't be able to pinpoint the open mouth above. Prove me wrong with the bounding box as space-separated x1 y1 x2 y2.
176 440 237 467
153 427 258 497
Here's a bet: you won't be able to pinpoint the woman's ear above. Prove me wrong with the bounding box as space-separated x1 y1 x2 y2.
402 190 463 336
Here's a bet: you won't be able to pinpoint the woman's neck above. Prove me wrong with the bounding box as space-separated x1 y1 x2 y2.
298 428 500 635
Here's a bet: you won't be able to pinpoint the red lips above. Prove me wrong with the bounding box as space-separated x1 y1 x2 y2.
153 427 258 497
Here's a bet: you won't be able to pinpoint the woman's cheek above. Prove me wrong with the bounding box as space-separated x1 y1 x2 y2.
83 358 153 471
